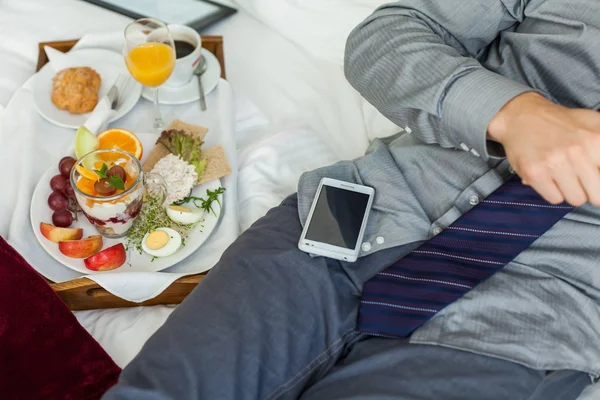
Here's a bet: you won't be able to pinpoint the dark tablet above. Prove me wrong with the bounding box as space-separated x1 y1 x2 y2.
81 0 237 31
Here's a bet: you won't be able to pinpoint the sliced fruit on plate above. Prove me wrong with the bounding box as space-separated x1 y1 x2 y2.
84 243 127 271
58 235 103 258
98 128 143 160
75 126 99 167
40 222 83 243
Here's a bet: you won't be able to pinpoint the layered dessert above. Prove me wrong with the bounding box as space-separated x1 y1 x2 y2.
71 149 145 238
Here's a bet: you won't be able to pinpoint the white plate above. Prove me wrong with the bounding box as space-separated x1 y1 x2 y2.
30 132 223 274
141 48 221 105
33 48 142 129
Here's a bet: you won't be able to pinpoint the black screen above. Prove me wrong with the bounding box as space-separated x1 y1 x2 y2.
305 186 370 249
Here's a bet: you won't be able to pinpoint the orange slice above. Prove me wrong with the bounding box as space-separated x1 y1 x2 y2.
97 128 143 160
76 177 97 196
75 164 100 181
125 173 137 190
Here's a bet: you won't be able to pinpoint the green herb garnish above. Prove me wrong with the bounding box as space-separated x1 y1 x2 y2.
94 163 125 190
94 163 108 178
108 175 125 190
125 195 196 255
173 187 225 217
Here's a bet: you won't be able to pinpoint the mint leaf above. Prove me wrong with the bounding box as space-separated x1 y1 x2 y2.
94 163 108 179
108 175 125 190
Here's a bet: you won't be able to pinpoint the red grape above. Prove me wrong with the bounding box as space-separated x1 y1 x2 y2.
64 183 76 198
94 178 116 196
48 191 69 211
52 210 73 228
50 174 68 192
107 165 126 181
59 157 77 178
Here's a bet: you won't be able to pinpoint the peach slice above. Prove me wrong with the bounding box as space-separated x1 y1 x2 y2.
58 235 103 258
40 222 83 243
84 243 126 271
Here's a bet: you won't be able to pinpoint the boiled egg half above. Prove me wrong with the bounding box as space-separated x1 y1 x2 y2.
166 205 204 225
142 227 182 258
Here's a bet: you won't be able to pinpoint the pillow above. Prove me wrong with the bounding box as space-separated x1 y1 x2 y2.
232 0 402 142
231 0 390 66
0 236 121 399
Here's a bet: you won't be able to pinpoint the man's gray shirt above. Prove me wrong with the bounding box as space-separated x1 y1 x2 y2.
297 0 600 388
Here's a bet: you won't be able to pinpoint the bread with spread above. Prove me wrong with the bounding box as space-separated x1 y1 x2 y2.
142 120 232 186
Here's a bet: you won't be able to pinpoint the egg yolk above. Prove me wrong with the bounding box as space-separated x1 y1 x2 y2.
169 205 191 213
145 230 169 250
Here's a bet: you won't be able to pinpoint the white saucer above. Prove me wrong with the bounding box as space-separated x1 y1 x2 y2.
142 48 221 105
33 48 142 129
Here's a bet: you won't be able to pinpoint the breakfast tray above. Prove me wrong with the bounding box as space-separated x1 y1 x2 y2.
36 37 226 311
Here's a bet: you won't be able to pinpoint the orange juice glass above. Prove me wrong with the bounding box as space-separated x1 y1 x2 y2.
123 18 175 130
126 43 175 87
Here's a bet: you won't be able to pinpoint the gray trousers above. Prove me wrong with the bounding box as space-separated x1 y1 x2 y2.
103 195 591 399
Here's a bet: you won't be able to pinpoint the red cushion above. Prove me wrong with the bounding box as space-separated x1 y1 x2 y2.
0 236 121 399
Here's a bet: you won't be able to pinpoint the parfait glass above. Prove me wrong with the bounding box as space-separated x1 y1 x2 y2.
70 149 167 238
123 18 175 130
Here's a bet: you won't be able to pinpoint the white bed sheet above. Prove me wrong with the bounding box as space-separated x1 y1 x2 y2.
0 0 396 367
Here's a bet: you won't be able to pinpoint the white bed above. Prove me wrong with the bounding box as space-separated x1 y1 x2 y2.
0 0 397 367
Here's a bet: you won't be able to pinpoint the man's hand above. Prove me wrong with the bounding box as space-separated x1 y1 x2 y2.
488 92 600 206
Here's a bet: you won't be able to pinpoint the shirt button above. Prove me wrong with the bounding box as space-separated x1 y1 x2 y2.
508 165 516 174
433 227 443 235
459 143 469 152
362 242 372 252
404 126 412 134
470 148 480 157
376 236 385 245
469 195 480 206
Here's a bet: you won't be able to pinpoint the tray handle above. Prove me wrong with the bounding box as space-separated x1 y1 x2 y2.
51 275 206 311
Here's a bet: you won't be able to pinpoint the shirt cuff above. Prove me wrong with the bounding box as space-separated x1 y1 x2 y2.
441 68 536 160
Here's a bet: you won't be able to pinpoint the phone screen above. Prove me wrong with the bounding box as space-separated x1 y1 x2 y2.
305 186 370 249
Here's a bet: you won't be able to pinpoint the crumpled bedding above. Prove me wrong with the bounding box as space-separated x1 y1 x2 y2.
0 0 399 367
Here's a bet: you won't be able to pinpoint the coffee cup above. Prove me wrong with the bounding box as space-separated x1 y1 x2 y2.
164 24 202 88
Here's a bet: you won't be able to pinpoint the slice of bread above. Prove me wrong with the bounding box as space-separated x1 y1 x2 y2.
198 145 232 184
142 120 231 185
167 119 208 142
142 142 170 174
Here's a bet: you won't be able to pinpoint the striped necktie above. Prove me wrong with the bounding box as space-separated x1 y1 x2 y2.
358 176 573 338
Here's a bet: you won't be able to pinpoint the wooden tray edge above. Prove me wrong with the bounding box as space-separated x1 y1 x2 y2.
50 274 206 311
37 36 226 79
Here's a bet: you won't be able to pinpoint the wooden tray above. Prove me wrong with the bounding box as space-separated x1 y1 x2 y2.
36 37 227 310
37 36 226 78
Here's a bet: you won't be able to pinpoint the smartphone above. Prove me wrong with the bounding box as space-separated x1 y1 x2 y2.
298 178 375 262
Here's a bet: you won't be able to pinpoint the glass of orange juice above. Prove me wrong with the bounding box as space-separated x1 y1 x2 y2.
124 18 175 130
